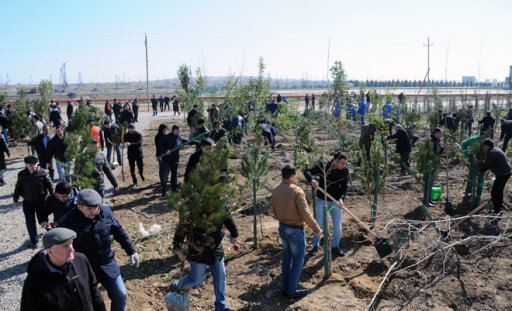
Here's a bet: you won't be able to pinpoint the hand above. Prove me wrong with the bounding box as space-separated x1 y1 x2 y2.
129 253 140 268
101 148 104 152
316 229 324 238
230 237 238 244
46 163 50 168
311 180 319 189
166 150 171 155
125 142 131 147
176 250 186 262
337 199 345 209
13 202 18 208
114 186 119 192
40 221 49 229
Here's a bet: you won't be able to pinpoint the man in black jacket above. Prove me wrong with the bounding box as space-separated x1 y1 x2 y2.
184 138 214 183
357 123 377 166
48 126 71 182
475 139 512 213
49 105 62 128
158 96 164 112
172 96 180 116
187 105 199 133
479 112 495 138
0 110 10 144
466 105 474 136
123 124 144 188
13 156 54 248
192 119 209 150
164 95 170 111
103 119 122 165
113 99 122 124
384 124 412 174
499 118 512 152
58 189 139 311
304 152 349 256
38 182 78 229
151 95 158 116
89 141 119 197
66 101 73 122
431 127 445 155
119 104 134 124
132 98 139 122
158 125 187 195
21 228 106 311
29 125 54 179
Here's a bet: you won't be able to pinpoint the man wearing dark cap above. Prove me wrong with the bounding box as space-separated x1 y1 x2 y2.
59 189 139 311
103 119 122 165
21 228 106 311
14 156 54 248
123 123 144 189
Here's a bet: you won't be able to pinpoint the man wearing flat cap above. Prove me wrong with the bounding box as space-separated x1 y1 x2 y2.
20 228 106 311
14 156 54 249
58 189 139 311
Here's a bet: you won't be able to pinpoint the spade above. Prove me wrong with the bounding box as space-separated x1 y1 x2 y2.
441 201 489 240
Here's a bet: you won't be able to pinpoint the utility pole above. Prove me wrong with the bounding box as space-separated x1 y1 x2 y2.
423 37 434 105
326 35 331 92
145 33 150 111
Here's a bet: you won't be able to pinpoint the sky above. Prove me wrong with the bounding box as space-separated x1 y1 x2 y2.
1 0 511 84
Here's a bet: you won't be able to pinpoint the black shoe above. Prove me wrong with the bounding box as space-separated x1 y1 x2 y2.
141 175 146 182
28 241 39 249
310 246 319 255
428 200 438 207
0 179 5 186
286 289 309 299
332 246 345 257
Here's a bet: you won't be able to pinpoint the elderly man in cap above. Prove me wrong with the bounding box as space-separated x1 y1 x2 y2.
14 156 54 248
58 189 139 311
21 228 106 311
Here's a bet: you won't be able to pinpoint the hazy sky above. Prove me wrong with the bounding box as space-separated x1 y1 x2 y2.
1 0 511 84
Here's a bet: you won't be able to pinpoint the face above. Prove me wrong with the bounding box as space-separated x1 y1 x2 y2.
78 204 100 219
173 128 181 135
26 163 37 172
56 191 72 203
483 145 491 152
163 128 168 135
42 126 49 136
198 123 204 129
56 128 64 138
105 123 111 129
201 145 214 153
129 128 135 134
194 107 198 111
47 241 74 266
334 159 347 170
434 131 443 140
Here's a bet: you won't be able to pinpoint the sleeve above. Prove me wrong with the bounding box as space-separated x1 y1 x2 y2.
20 277 42 311
295 189 321 233
501 125 505 139
102 159 119 188
44 171 54 195
387 133 398 141
479 153 493 172
84 256 107 311
13 175 22 202
183 155 195 183
130 132 142 146
303 162 322 182
1 136 9 156
223 215 239 239
109 212 136 256
172 221 186 251
37 197 51 224
100 130 104 149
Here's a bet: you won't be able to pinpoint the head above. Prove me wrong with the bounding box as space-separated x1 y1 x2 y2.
200 138 215 152
211 104 216 108
32 115 39 122
395 124 402 132
193 105 198 111
44 228 76 266
500 118 506 124
55 127 64 138
24 156 38 172
281 165 297 183
55 182 73 203
468 105 473 110
332 152 347 170
433 127 443 140
482 138 494 152
104 119 111 128
486 111 491 117
172 125 181 135
128 124 135 133
158 123 168 135
197 119 205 129
76 189 103 219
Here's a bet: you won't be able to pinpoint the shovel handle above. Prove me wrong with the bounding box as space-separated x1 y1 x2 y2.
450 201 488 231
315 186 380 239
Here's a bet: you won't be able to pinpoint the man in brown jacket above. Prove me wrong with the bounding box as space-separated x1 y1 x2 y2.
272 165 323 299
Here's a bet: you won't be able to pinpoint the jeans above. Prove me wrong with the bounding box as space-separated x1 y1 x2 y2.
56 161 72 182
0 169 5 180
172 259 228 311
279 223 306 296
107 145 122 164
159 161 178 194
98 274 127 311
23 201 42 245
491 174 511 213
1 128 7 144
128 156 144 184
312 198 342 248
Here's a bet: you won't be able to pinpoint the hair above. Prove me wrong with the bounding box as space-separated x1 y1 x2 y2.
171 125 180 131
193 104 198 108
333 151 347 161
55 182 72 194
486 111 491 116
197 119 205 125
281 165 296 179
55 126 64 131
482 138 494 149
158 123 168 135
433 127 443 134
33 115 40 121
201 138 215 147
42 124 49 130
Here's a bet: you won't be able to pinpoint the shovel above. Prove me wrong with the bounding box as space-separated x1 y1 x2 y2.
441 201 488 240
444 144 454 215
315 186 393 258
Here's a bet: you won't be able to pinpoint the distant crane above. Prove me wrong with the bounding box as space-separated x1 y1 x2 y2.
78 72 83 91
59 63 68 93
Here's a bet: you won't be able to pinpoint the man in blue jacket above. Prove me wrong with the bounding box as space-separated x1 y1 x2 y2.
357 96 367 125
58 189 139 311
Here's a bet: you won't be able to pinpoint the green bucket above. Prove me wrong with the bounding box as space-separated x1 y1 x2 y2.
431 184 444 201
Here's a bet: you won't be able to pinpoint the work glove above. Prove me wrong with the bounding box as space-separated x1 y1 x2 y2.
129 253 140 268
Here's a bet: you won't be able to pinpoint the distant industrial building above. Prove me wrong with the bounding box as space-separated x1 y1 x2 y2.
462 76 476 84
508 66 512 89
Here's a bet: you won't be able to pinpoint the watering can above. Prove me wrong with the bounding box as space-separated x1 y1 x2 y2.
430 184 444 201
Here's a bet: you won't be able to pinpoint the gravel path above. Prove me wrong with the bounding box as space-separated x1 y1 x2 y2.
0 110 184 310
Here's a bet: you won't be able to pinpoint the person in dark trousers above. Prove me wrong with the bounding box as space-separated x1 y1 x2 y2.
89 141 119 198
0 110 10 144
466 105 474 136
499 118 512 152
38 182 78 229
184 138 214 183
209 104 220 128
58 189 139 311
123 124 144 189
210 122 227 142
187 105 199 132
507 108 512 121
172 95 180 116
230 113 243 145
384 124 412 175
273 165 322 299
441 113 457 132
20 228 106 311
104 100 113 121
0 124 10 185
113 99 122 123
259 120 276 149
304 152 349 257
164 95 170 111
192 119 209 150
158 125 187 195
13 156 54 248
154 123 168 158
479 111 495 138
132 98 139 122
151 95 158 116
357 123 377 166
475 139 512 213
171 195 239 311
276 94 282 103
158 95 164 112
49 105 62 128
311 94 316 110
48 127 71 182
304 94 310 110
66 101 73 122
103 120 122 165
119 103 134 124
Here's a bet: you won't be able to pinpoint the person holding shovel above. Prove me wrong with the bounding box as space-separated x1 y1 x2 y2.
474 138 512 213
273 165 322 299
383 124 411 175
304 152 349 257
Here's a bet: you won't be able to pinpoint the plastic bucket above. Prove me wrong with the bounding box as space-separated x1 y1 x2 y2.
431 185 444 201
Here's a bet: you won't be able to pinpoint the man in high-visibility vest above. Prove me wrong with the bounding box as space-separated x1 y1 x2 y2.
88 119 104 150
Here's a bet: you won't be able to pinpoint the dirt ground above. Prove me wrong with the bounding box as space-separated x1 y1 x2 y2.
23 111 511 311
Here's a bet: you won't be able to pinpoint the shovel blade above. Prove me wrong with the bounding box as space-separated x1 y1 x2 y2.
374 238 393 258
